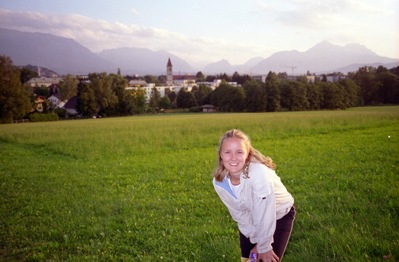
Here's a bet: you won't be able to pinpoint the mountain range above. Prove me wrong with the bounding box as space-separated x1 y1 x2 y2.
0 28 398 76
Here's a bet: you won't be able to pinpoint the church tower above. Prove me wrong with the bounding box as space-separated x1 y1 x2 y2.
166 58 173 85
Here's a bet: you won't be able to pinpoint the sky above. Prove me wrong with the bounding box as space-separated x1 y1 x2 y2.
0 0 398 68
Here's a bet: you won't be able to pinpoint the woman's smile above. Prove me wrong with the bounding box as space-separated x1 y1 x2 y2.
220 137 249 177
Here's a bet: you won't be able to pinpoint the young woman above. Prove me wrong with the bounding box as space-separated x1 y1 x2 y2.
213 129 295 262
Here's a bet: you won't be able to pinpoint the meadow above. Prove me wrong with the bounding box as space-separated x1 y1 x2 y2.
1 106 398 261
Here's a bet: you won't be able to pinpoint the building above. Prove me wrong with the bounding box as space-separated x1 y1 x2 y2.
26 77 62 87
252 75 267 83
48 94 65 108
166 58 173 85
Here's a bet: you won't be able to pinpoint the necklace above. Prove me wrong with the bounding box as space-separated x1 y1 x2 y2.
229 176 240 185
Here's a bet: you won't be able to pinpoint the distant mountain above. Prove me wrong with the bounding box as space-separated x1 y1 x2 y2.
1 28 398 76
0 28 193 75
250 41 399 75
0 28 115 75
234 56 264 74
97 48 193 75
202 56 264 74
18 64 59 78
203 59 234 74
329 61 399 74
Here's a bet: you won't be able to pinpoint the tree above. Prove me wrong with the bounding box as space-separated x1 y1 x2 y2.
319 82 345 109
288 81 308 111
375 68 399 104
351 66 378 105
77 83 97 116
33 85 50 97
166 89 177 108
144 75 159 85
211 82 244 112
196 71 205 82
59 75 78 101
210 83 228 110
0 56 31 123
339 78 360 107
265 81 281 112
159 96 171 109
243 80 267 112
149 87 161 111
158 75 166 84
20 67 38 84
306 83 321 110
227 86 245 111
266 71 279 82
193 84 212 106
129 88 147 114
177 88 196 110
110 74 132 115
88 73 118 115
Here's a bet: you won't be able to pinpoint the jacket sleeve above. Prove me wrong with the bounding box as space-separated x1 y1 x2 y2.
250 166 276 254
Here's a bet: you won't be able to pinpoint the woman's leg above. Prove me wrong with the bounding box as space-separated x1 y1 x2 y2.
272 206 296 261
239 231 256 258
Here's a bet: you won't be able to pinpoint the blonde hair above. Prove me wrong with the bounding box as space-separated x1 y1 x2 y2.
213 129 276 182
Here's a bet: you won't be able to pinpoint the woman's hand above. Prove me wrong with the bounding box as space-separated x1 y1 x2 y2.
258 250 279 262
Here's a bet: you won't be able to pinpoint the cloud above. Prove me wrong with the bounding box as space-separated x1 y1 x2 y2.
130 8 140 16
0 8 264 64
275 0 395 29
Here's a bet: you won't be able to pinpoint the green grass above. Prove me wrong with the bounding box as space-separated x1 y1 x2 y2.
1 106 398 261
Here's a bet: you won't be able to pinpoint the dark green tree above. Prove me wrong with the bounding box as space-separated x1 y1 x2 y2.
59 75 78 101
211 82 244 112
227 86 245 112
166 89 177 108
243 80 266 112
77 83 97 116
319 82 345 109
33 85 50 97
306 83 321 110
129 88 147 114
375 67 398 104
158 75 167 84
351 66 378 105
265 81 281 112
196 71 205 82
0 56 31 123
149 87 161 111
89 73 118 115
20 67 38 84
110 74 132 115
193 84 213 106
339 78 360 107
177 88 196 110
144 75 159 85
159 96 171 109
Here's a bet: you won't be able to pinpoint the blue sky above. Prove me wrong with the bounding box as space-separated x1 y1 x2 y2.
0 0 398 67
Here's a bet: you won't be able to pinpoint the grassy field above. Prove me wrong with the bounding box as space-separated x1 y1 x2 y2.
1 106 398 261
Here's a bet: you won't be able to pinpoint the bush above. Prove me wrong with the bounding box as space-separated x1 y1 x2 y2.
29 113 59 122
54 108 67 118
189 106 202 112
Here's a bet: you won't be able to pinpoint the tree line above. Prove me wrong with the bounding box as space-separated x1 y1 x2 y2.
1 55 398 123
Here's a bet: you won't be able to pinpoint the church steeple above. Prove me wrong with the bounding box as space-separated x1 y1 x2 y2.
166 58 173 85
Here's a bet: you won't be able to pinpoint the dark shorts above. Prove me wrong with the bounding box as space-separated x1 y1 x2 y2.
239 205 296 261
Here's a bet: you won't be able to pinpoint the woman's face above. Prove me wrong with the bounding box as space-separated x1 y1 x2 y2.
220 137 249 177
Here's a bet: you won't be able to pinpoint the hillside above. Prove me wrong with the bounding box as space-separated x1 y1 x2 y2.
1 28 398 75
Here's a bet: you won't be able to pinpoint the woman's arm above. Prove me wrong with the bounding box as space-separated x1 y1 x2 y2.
250 166 277 254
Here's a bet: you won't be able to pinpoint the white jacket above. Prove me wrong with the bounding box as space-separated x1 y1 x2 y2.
213 162 294 254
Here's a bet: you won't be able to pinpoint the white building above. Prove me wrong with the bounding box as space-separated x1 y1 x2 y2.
26 77 63 87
